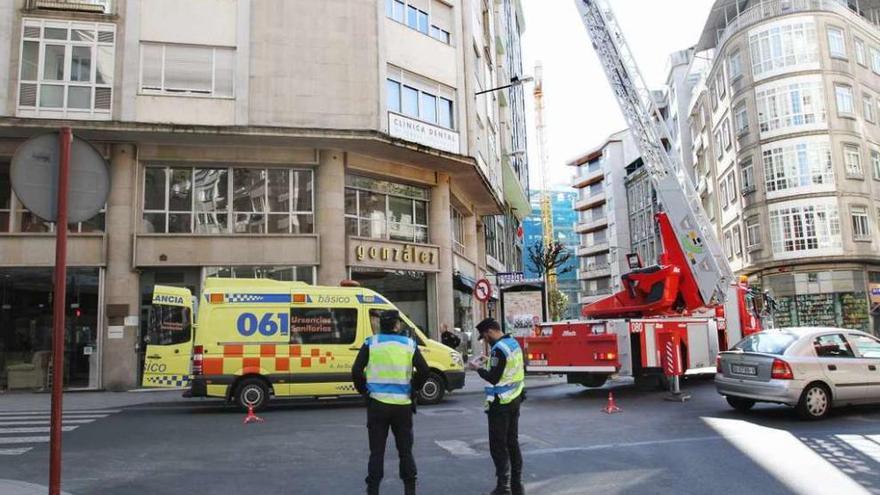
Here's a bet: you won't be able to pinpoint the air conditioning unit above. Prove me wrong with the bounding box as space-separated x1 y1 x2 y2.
29 0 111 14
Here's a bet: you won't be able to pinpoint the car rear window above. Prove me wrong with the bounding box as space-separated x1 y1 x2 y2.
733 332 798 355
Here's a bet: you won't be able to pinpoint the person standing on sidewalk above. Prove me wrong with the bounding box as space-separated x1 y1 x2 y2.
352 309 429 495
468 318 525 495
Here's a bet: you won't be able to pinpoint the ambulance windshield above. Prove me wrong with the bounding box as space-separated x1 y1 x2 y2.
147 305 192 345
369 309 425 346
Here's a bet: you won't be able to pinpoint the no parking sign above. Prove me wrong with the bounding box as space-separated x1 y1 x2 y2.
474 279 492 302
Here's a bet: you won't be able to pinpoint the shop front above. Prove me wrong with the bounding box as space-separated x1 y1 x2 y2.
761 269 874 331
0 267 102 391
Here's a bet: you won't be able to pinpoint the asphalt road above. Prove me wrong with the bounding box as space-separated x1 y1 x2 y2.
5 378 880 495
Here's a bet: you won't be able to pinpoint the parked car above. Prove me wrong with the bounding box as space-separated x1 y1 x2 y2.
716 327 880 420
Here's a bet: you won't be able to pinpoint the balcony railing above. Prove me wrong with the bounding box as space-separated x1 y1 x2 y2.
715 0 880 50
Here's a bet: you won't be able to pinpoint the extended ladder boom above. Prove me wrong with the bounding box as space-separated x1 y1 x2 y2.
573 0 733 306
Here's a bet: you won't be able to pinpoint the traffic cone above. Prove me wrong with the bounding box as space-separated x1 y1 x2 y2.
601 392 621 414
243 404 264 424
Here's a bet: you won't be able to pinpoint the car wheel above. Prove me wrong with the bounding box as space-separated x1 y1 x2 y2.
726 396 755 412
796 383 831 420
418 372 446 405
236 378 269 412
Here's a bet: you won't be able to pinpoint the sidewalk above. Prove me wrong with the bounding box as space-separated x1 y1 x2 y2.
0 372 568 412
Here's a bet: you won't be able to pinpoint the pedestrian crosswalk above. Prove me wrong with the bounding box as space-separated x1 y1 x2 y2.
0 409 120 456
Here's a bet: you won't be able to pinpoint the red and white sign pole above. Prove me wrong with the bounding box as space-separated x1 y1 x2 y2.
49 127 72 495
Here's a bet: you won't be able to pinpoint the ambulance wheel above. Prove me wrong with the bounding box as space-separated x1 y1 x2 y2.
418 372 445 405
235 378 269 412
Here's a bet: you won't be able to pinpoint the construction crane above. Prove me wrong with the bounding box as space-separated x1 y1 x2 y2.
532 61 557 293
574 0 733 313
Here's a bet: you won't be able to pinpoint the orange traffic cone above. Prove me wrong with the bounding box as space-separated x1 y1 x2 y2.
243 404 264 424
601 392 621 414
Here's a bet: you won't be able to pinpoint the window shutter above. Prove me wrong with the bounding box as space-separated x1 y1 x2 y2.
98 31 115 43
19 83 37 107
94 87 112 110
431 1 452 32
23 26 41 39
141 44 162 90
164 45 212 93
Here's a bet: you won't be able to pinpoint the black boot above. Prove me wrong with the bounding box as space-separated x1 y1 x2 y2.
404 479 417 495
490 477 512 495
366 482 379 495
511 480 525 495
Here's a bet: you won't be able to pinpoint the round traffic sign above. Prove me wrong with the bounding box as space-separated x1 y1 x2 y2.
11 132 110 224
474 278 492 302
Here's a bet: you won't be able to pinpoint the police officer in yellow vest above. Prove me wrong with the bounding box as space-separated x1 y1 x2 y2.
469 318 526 495
352 310 430 495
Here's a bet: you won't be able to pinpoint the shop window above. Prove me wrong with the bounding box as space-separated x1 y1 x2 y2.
142 166 313 234
290 307 357 345
0 161 11 231
140 43 234 98
345 175 429 244
204 266 315 284
18 18 115 120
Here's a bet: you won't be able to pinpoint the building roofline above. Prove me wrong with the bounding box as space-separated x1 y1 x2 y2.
566 128 630 166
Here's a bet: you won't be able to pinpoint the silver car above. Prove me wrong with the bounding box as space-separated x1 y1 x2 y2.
716 327 880 420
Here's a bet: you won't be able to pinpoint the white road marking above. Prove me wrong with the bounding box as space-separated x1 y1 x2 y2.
0 419 95 426
0 448 33 455
0 436 49 445
0 415 108 421
435 440 481 457
0 426 78 434
703 417 869 495
0 409 120 416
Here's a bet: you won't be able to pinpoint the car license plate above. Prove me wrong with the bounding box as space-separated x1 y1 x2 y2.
731 364 757 376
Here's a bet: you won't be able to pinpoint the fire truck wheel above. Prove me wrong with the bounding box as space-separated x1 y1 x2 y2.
417 372 446 405
579 374 608 388
235 378 269 412
726 396 755 412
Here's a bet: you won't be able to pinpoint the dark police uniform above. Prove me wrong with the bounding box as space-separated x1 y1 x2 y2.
476 318 525 495
352 310 429 495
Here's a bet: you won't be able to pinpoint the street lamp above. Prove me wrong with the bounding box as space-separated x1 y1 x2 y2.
475 75 535 96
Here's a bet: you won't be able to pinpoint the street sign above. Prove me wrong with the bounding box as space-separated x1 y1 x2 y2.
497 272 525 285
11 132 109 224
474 278 492 302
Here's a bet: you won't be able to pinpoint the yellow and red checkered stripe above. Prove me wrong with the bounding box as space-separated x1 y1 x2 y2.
202 344 336 376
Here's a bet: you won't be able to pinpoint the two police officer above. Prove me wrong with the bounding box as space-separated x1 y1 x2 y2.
469 317 526 495
352 310 429 495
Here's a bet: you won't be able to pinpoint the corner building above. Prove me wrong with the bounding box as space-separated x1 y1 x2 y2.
0 0 529 390
692 0 880 333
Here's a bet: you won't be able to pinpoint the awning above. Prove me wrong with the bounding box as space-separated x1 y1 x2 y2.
453 272 476 292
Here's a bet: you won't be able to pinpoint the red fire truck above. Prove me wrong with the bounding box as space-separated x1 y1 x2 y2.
523 0 768 389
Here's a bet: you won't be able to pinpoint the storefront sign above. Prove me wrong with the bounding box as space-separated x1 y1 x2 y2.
349 238 440 272
388 112 460 154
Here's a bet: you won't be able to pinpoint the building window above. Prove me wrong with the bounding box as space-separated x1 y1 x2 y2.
762 140 833 194
745 217 761 250
386 0 452 44
872 149 880 181
740 158 755 193
851 206 871 241
728 50 743 80
716 67 726 99
387 69 455 129
140 43 234 98
855 37 867 66
864 94 876 123
835 84 854 116
749 20 818 79
722 118 732 150
723 230 733 259
769 202 841 255
18 18 115 119
732 224 743 257
483 215 505 264
714 129 723 160
205 266 315 284
755 79 826 134
872 47 880 74
143 167 314 234
451 207 465 255
719 177 729 209
345 175 429 244
734 103 749 136
844 144 863 178
725 172 737 206
827 26 846 59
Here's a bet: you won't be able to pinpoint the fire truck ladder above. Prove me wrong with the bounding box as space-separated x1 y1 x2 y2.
573 0 733 307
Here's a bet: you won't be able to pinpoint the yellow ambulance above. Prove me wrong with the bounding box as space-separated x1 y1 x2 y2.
141 278 465 410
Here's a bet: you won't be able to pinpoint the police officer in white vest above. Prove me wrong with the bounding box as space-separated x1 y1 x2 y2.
352 309 430 495
469 318 526 495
